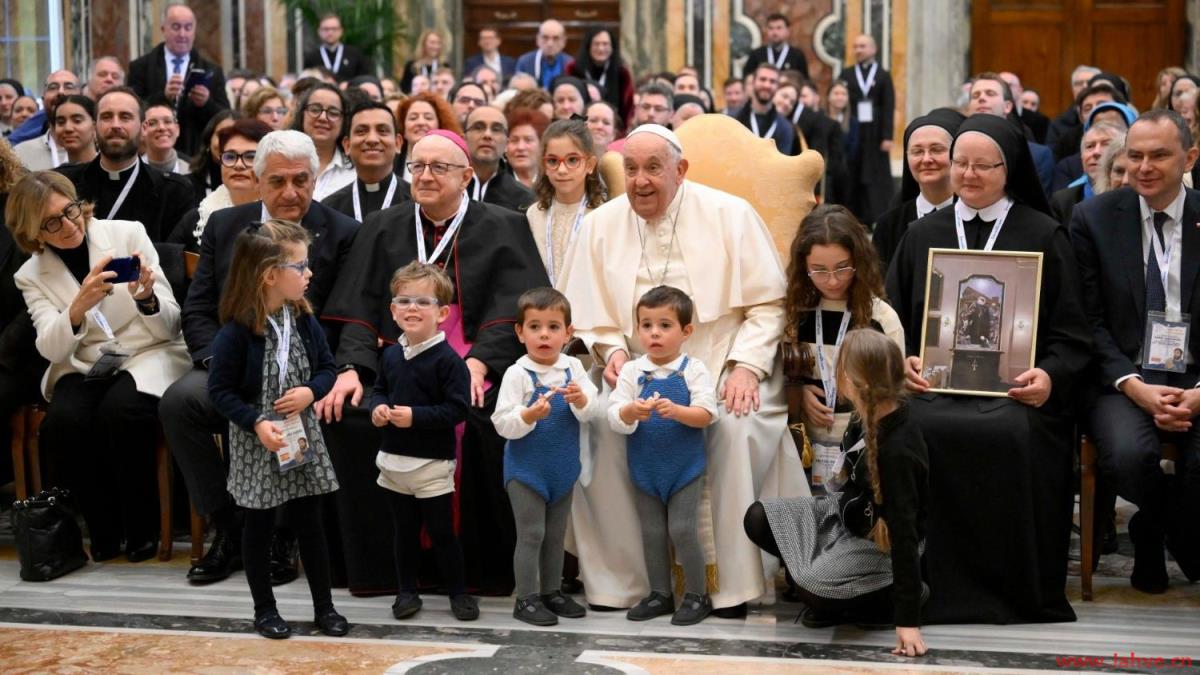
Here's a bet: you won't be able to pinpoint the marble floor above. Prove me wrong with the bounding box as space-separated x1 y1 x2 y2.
2 503 1199 673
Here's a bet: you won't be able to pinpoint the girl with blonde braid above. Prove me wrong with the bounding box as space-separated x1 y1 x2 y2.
744 329 931 657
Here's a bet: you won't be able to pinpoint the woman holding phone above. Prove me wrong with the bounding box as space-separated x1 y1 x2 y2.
6 171 190 563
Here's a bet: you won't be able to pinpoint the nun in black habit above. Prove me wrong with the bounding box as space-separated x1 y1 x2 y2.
885 114 1092 624
873 108 965 271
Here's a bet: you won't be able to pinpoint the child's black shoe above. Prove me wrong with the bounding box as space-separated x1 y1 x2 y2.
670 592 712 626
450 593 480 621
315 607 349 636
626 591 674 621
541 590 586 618
514 594 558 626
391 591 422 619
254 610 291 639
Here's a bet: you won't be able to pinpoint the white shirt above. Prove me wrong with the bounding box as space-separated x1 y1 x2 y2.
915 193 953 219
313 149 357 201
164 50 191 79
375 331 453 473
483 52 502 76
1115 188 1189 389
491 354 599 439
608 353 720 434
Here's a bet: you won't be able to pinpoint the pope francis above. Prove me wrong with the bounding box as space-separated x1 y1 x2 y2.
557 124 809 612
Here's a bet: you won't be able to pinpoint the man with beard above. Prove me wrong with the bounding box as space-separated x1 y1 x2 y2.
322 101 412 222
464 105 534 212
55 86 193 242
734 64 798 155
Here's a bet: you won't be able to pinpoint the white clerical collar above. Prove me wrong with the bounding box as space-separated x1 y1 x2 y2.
635 353 687 373
400 330 446 360
645 181 687 226
516 353 570 373
955 196 1012 223
1138 188 1185 226
363 179 382 192
916 193 953 218
103 157 139 180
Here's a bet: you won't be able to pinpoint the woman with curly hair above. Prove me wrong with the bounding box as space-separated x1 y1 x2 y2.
394 92 462 182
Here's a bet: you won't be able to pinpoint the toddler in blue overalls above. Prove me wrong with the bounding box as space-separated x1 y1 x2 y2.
609 286 719 626
493 288 600 627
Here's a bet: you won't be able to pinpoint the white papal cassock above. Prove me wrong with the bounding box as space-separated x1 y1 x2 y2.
557 179 810 609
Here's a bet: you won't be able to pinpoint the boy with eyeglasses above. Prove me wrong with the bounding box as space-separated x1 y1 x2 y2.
369 261 480 622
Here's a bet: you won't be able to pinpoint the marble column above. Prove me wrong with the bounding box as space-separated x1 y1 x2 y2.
1189 1 1200 74
904 0 969 122
621 0 669 76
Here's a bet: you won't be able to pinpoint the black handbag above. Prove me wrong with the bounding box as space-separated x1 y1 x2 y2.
12 488 88 581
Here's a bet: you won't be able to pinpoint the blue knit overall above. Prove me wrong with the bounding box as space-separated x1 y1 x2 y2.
627 356 706 503
503 369 581 504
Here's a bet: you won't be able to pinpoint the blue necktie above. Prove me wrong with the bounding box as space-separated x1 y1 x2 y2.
172 57 184 75
1143 211 1170 384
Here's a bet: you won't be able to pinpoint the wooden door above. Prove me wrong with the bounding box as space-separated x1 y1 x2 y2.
971 0 1184 115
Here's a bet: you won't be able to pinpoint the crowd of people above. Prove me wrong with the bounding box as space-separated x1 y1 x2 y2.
1 0 1198 658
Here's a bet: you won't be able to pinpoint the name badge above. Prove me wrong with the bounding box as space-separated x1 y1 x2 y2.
273 414 315 472
811 442 841 492
1143 310 1190 373
857 100 874 123
86 342 130 380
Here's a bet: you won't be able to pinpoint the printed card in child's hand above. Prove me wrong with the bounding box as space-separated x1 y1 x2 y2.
274 415 315 472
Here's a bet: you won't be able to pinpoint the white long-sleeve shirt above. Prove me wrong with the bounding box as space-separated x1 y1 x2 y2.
607 353 720 434
492 353 600 439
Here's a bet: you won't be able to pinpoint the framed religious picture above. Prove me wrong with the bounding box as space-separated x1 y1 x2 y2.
917 249 1044 397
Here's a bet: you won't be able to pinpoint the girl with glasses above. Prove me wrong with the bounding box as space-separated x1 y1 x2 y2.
526 118 605 287
207 219 346 640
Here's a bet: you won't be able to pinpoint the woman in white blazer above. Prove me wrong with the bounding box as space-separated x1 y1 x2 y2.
7 171 190 562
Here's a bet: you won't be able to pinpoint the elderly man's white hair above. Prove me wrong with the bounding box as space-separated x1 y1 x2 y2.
254 130 320 177
88 56 124 80
626 123 685 162
161 0 193 23
1071 64 1101 80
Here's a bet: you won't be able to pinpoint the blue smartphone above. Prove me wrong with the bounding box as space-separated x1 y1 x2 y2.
182 68 212 91
103 256 141 283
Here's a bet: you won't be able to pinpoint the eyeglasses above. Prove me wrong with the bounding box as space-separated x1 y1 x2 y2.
44 82 78 93
259 106 289 117
807 266 856 283
406 161 467 176
391 295 439 309
220 150 257 167
638 103 669 115
950 159 1005 175
906 146 948 159
456 96 488 109
544 153 585 170
303 103 343 120
465 121 506 135
40 200 82 234
277 259 310 274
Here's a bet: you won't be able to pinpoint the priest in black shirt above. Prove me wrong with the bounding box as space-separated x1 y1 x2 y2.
56 87 193 243
319 130 547 595
322 101 411 222
302 13 374 83
463 106 534 212
886 114 1091 624
742 13 809 81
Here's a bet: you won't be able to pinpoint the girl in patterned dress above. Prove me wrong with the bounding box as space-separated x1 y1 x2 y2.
207 219 345 640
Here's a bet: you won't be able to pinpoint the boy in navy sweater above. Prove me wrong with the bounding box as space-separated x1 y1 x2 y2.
370 262 477 621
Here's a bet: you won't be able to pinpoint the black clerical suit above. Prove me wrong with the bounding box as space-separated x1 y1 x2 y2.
1069 186 1200 580
320 198 549 596
1018 107 1050 145
302 42 375 82
467 170 535 213
743 43 809 79
161 200 359 518
843 60 895 223
734 103 799 156
127 44 230 157
322 174 412 222
56 158 194 243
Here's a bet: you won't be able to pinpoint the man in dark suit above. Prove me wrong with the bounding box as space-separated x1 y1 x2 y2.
159 130 358 586
126 2 229 158
463 106 534 212
742 13 809 80
843 34 894 222
55 87 193 242
302 13 374 83
463 27 516 85
322 101 411 221
1070 109 1200 595
967 73 1055 197
1000 72 1049 144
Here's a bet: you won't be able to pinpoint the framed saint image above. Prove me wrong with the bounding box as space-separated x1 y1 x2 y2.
917 249 1044 397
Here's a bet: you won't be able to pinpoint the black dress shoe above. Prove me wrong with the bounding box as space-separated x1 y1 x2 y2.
188 529 243 584
254 611 291 639
1129 513 1168 594
269 530 299 586
710 602 747 619
315 607 349 636
125 539 158 563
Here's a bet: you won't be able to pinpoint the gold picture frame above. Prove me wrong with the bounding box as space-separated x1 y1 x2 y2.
917 248 1044 397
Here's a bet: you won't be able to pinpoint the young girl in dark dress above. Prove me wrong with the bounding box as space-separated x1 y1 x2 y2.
746 328 930 657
